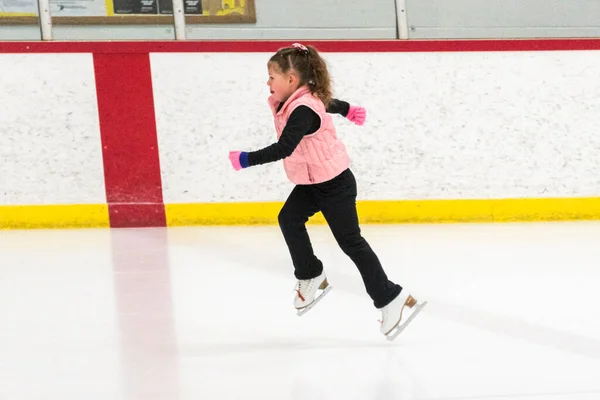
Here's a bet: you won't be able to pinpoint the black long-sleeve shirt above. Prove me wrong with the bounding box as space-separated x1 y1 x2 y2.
247 99 350 167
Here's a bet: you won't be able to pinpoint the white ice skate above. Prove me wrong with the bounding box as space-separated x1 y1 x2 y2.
379 289 427 341
294 272 332 316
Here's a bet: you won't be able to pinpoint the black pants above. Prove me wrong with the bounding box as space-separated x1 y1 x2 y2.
278 168 402 309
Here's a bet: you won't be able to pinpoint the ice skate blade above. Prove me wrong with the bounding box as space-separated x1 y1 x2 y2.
296 285 332 316
385 301 427 341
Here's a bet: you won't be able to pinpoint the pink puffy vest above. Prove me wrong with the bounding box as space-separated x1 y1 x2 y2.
267 86 350 185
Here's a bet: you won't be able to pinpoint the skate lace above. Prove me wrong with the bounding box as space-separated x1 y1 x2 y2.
377 307 388 325
296 280 313 302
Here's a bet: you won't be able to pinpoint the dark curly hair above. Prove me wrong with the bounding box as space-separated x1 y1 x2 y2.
268 43 332 107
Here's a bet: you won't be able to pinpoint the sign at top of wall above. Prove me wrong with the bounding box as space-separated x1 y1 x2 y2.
0 0 255 23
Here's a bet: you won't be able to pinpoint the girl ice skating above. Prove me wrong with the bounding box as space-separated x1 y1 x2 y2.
228 42 426 340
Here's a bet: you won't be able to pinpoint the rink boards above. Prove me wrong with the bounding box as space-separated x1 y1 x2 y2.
1 40 600 228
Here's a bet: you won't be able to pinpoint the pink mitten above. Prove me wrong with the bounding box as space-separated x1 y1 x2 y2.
229 151 243 171
346 105 366 126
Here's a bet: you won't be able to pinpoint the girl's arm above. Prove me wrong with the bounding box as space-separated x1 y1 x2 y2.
327 99 366 125
231 106 320 169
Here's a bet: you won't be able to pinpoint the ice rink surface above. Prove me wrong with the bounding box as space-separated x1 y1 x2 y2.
1 222 600 400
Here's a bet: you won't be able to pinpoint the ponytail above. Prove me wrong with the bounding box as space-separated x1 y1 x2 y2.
305 45 332 107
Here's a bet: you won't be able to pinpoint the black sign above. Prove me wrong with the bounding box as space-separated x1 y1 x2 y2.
159 0 202 14
113 0 202 14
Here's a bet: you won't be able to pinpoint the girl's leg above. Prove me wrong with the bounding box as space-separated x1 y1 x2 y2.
315 169 401 309
278 185 323 280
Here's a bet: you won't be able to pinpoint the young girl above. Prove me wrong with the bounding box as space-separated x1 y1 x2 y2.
228 43 425 340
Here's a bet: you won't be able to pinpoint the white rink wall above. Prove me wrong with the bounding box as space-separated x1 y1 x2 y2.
2 49 600 207
152 51 600 203
0 54 106 206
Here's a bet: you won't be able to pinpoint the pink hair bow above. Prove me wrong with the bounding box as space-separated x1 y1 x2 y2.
292 43 309 54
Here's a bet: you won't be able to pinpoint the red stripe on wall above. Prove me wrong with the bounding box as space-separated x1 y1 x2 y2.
93 53 166 228
2 39 600 54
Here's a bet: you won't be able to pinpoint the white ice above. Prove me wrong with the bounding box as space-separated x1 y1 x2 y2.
1 222 600 400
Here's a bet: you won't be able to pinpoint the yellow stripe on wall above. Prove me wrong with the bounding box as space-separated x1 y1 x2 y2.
165 201 290 226
0 204 110 229
165 199 493 225
2 197 600 229
491 197 600 222
165 197 600 226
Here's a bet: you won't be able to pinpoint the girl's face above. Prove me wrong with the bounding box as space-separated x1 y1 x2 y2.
267 63 299 103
